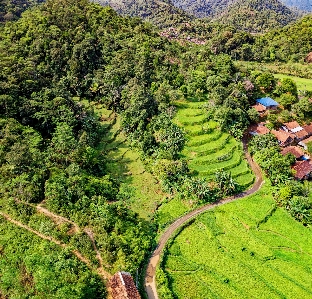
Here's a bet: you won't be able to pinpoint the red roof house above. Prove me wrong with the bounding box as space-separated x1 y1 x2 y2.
281 146 304 159
252 103 267 114
249 123 270 136
303 124 312 136
283 121 309 141
292 160 312 180
271 129 295 147
284 121 301 131
109 272 141 299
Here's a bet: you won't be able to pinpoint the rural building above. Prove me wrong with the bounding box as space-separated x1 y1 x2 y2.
292 160 312 180
283 121 301 131
249 123 270 136
281 146 305 160
299 136 312 150
303 124 312 137
256 97 279 110
271 129 295 147
252 103 267 114
282 121 309 141
109 272 141 299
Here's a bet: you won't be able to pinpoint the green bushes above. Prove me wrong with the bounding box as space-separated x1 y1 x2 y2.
0 217 106 299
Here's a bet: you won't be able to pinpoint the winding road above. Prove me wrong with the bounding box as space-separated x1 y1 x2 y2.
144 137 264 299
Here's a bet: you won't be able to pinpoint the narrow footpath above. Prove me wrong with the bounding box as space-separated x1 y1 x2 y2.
144 136 264 299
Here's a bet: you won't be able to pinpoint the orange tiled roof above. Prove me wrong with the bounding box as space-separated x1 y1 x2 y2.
295 129 309 139
281 146 304 159
292 160 312 180
303 124 312 135
109 272 141 299
252 103 266 113
284 121 301 130
250 123 270 135
271 129 294 144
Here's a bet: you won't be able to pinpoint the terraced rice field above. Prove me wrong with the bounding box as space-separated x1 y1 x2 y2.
174 101 254 188
162 185 312 299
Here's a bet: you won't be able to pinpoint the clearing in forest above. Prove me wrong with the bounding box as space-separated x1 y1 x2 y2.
162 184 312 299
95 103 167 219
174 101 254 188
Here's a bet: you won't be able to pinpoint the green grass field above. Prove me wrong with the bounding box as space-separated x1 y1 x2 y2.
174 101 254 188
162 184 312 299
93 103 167 219
274 74 312 91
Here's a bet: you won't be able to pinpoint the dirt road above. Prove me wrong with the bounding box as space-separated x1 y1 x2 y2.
144 137 264 299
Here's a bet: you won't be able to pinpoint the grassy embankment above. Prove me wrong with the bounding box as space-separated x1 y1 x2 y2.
273 74 312 91
93 103 168 220
235 61 312 81
161 184 312 299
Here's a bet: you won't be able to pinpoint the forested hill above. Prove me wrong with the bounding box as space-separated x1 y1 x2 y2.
170 0 234 18
92 0 193 28
0 0 44 22
212 0 298 33
94 0 300 33
280 0 312 12
252 14 312 61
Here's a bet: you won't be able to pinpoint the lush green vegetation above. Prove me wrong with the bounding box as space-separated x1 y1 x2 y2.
213 0 298 33
160 184 312 299
2 0 312 297
0 216 106 298
0 0 45 22
174 101 254 187
94 0 193 28
274 74 312 91
236 61 312 80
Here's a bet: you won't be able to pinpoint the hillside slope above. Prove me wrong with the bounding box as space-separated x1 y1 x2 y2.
93 0 192 28
213 0 298 33
170 0 235 18
0 0 44 22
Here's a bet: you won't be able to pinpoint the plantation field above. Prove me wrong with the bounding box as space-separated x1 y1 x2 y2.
174 101 254 189
93 103 167 219
162 185 312 299
274 74 312 91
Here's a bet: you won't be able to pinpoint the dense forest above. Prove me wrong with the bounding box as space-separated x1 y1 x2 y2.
93 0 193 28
0 0 44 22
212 0 298 33
281 0 312 11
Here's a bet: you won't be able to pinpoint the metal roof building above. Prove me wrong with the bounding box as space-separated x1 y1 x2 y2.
256 97 279 107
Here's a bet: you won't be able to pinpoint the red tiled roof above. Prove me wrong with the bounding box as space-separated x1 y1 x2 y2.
295 129 309 139
249 123 270 135
292 160 312 180
271 129 294 144
303 124 312 135
252 103 266 113
109 272 141 299
281 146 304 159
284 121 301 130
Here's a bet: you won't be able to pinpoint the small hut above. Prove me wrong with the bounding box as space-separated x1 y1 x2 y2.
109 272 141 299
